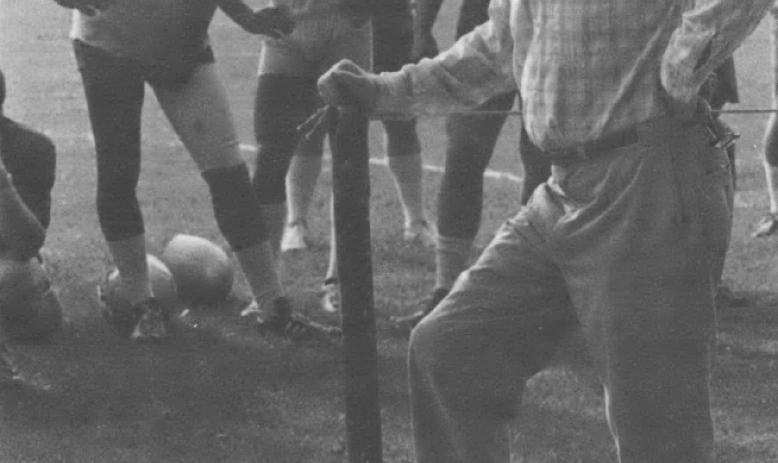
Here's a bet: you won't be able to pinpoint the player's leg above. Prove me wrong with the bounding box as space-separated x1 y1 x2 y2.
382 119 435 245
394 92 515 326
253 73 320 259
699 58 744 306
754 9 778 238
517 120 550 206
754 113 778 237
409 208 578 463
374 12 434 245
154 60 337 341
394 0 514 326
436 95 513 292
73 40 164 341
320 194 340 312
252 23 328 262
281 135 325 252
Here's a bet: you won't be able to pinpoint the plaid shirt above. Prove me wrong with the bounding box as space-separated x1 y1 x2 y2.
376 0 773 151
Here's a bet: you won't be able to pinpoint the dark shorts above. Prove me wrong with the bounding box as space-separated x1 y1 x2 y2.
455 0 492 38
372 0 413 72
73 39 215 91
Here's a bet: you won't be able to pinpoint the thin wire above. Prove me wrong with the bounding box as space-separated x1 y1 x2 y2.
369 108 778 120
298 105 778 137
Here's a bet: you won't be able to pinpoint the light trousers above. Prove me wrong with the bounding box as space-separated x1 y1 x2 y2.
409 115 733 463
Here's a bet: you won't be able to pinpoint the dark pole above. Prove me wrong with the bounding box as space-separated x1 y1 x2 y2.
331 107 382 463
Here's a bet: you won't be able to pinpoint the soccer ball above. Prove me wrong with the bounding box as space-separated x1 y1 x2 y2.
160 234 234 309
98 254 179 337
0 258 63 344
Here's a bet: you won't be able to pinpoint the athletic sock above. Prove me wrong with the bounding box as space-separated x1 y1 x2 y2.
286 155 322 227
107 234 152 305
387 154 426 227
259 202 287 259
325 196 338 282
234 241 285 316
435 235 474 290
766 162 778 214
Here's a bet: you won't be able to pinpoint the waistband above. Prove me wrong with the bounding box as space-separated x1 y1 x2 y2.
544 115 711 166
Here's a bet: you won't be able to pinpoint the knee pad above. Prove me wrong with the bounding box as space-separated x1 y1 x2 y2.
254 74 319 144
202 164 266 250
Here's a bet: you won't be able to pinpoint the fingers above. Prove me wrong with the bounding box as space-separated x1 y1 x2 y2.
317 60 358 107
334 59 367 75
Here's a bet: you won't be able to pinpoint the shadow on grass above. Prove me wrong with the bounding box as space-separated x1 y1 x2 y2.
0 305 353 463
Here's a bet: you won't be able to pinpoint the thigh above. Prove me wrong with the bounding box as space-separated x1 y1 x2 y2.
73 40 145 163
258 31 317 77
322 18 372 72
422 208 579 383
254 74 320 145
153 63 243 172
381 118 419 156
372 15 411 72
455 0 492 38
444 92 516 172
765 114 778 166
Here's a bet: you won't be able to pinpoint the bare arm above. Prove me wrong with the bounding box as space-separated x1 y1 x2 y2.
217 0 295 37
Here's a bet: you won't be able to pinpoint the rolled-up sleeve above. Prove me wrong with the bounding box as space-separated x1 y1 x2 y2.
374 0 522 114
662 0 774 103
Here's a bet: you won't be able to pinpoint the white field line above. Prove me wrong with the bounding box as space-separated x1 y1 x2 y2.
54 134 763 208
52 133 525 184
235 143 525 184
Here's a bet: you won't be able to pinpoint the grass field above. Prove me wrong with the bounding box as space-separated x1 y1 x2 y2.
1 2 778 462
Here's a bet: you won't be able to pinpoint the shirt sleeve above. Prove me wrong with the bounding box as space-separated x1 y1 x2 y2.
661 0 775 103
373 0 527 114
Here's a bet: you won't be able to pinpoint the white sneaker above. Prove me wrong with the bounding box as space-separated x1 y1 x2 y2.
240 299 261 319
319 280 340 313
404 221 437 248
280 222 308 252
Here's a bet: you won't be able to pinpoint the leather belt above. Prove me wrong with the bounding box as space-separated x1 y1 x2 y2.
545 128 640 164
